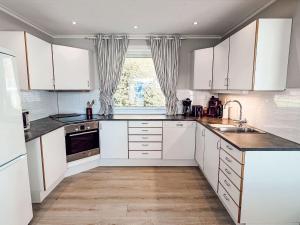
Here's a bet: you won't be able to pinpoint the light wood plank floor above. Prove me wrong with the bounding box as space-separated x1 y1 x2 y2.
30 167 234 225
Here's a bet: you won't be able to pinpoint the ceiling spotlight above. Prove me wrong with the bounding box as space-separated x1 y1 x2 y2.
133 25 138 29
72 21 77 25
193 21 198 25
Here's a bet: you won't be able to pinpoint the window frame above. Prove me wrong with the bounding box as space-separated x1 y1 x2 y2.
113 41 166 115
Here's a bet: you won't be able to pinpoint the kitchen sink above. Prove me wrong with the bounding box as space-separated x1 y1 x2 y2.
208 124 236 129
215 127 266 134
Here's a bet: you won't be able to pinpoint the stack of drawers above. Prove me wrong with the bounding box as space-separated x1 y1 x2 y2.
218 139 245 222
128 121 163 159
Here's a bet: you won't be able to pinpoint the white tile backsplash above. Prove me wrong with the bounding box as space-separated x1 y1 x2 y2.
219 89 300 144
21 91 58 121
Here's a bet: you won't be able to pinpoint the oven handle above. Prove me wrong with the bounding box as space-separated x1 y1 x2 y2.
68 130 98 137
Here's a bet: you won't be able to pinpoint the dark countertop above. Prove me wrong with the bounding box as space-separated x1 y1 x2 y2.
24 114 300 152
24 117 65 142
197 117 300 151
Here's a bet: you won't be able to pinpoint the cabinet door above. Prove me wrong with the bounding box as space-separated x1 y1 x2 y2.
163 121 196 160
53 45 91 90
195 124 205 170
193 48 213 90
203 129 220 192
213 38 229 90
100 121 128 159
228 21 257 90
41 127 67 190
25 33 54 90
0 31 29 90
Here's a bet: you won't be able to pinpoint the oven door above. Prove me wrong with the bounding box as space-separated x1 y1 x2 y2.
65 129 100 162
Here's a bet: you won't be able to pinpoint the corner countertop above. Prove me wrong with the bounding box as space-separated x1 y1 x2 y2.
24 114 300 152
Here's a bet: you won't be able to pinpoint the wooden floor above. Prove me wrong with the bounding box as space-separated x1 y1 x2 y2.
30 167 234 225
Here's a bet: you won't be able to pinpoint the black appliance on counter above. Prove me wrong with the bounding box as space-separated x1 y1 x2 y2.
207 96 223 118
191 105 203 118
65 121 100 162
182 98 192 116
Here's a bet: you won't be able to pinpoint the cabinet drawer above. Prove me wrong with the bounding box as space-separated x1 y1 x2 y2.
218 184 239 222
129 128 162 135
128 121 162 127
219 170 241 205
129 151 162 159
220 139 243 163
129 135 162 142
163 121 196 128
129 142 162 151
220 150 243 176
219 161 242 190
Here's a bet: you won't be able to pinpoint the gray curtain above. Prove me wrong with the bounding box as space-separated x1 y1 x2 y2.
150 35 181 115
95 34 129 115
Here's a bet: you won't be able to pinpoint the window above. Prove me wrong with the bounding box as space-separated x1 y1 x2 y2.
114 58 165 114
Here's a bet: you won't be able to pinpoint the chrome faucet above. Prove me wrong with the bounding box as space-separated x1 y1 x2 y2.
224 100 247 127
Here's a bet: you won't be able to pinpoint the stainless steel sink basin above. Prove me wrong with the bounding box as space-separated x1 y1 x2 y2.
215 127 265 134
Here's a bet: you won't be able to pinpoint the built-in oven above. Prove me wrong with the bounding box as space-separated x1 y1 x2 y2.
65 121 100 162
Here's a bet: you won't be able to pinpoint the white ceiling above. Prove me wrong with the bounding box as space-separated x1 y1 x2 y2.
0 0 275 37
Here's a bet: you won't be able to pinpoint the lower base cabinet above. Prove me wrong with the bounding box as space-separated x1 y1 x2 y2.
26 127 67 203
163 121 196 160
99 121 128 159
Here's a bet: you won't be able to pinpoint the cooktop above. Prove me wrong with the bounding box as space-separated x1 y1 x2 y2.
50 114 103 124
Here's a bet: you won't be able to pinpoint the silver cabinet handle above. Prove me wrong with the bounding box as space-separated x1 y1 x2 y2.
226 145 233 150
224 78 228 86
142 129 149 132
225 157 232 163
142 152 149 155
142 136 149 140
225 168 232 175
141 122 149 125
217 140 220 149
209 80 212 87
69 130 97 137
223 193 230 201
176 124 183 127
224 179 231 187
142 144 149 147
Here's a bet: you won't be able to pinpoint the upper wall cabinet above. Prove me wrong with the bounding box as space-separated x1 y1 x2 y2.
0 31 54 90
193 48 213 90
52 45 91 90
210 18 292 91
213 38 230 90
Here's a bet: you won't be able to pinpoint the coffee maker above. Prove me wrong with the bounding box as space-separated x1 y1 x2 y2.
207 96 223 118
182 98 192 116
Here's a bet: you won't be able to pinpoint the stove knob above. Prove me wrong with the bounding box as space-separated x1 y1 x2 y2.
75 128 79 131
87 126 90 129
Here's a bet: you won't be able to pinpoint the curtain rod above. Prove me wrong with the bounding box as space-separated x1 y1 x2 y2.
70 34 221 40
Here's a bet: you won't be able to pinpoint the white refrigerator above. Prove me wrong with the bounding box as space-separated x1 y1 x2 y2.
0 48 33 225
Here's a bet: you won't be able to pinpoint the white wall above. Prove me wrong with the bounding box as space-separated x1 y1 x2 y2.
219 89 300 144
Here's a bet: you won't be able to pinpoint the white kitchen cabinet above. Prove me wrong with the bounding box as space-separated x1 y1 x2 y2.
26 127 66 203
193 48 213 90
212 38 229 90
41 127 67 190
99 121 128 159
227 19 292 91
195 123 205 170
52 45 91 90
25 33 54 90
228 21 257 90
203 129 220 192
0 31 54 90
163 121 196 160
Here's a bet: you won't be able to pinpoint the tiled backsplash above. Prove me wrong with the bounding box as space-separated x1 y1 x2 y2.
20 89 214 120
219 89 300 144
21 91 58 121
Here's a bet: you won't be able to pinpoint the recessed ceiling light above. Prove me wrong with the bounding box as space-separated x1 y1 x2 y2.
193 21 198 25
133 25 138 29
72 21 77 25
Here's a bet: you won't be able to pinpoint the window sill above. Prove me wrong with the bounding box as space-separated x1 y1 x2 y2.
113 107 166 115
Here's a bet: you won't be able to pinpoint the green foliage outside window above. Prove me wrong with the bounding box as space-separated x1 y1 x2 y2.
114 58 165 107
